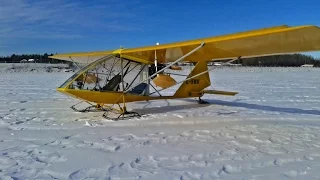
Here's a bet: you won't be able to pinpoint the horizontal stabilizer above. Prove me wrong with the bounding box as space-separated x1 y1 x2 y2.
203 90 238 96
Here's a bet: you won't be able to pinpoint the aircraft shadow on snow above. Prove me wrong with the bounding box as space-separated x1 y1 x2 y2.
206 99 320 116
132 100 210 114
133 99 320 116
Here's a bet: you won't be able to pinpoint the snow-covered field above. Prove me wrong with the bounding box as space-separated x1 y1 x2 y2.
1 67 320 180
0 63 71 73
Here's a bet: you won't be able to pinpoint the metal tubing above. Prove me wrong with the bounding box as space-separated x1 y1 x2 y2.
166 72 188 76
121 58 124 91
124 42 205 93
150 83 162 96
152 57 239 94
125 64 146 91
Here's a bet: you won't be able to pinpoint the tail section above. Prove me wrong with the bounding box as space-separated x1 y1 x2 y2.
174 61 210 97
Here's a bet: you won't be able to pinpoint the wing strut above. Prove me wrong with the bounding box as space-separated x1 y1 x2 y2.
124 42 205 93
149 57 240 95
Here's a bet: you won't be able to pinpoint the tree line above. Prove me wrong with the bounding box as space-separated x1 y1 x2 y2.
238 54 320 67
0 53 66 64
0 53 319 67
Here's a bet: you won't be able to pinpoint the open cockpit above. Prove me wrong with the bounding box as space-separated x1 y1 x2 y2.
59 55 152 96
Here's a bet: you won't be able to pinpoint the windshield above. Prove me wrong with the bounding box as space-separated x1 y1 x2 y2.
59 55 115 88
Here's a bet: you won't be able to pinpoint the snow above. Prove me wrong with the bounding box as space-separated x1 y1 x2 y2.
1 67 320 179
0 63 70 73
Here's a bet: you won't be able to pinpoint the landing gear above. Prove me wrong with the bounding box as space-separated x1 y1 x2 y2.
102 105 141 121
71 101 141 121
70 102 109 112
198 97 209 104
71 104 96 112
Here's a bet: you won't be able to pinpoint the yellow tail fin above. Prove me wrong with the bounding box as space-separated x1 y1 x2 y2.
174 61 210 97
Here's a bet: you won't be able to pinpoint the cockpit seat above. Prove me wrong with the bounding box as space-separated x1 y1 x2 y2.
102 74 121 91
129 83 148 95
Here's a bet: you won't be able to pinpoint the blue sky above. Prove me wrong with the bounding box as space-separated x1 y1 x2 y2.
1 0 320 57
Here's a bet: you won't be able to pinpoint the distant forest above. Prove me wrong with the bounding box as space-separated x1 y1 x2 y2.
0 53 67 64
0 53 319 67
239 54 320 67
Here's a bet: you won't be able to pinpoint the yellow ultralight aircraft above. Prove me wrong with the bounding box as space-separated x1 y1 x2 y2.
50 25 320 120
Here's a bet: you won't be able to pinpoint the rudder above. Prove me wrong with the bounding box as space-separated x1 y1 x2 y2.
174 61 210 97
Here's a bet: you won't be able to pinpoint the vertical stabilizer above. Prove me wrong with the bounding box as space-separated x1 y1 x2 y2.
174 61 210 97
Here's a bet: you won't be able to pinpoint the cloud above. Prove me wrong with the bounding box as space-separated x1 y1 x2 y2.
0 0 142 39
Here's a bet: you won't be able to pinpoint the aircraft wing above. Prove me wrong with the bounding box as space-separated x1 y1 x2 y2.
50 25 320 64
49 50 114 64
120 25 320 63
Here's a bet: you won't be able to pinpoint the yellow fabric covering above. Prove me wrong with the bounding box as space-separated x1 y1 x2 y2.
152 74 177 89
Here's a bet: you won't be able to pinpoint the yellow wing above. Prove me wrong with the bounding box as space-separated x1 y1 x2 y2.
49 50 114 64
50 25 320 64
121 25 320 63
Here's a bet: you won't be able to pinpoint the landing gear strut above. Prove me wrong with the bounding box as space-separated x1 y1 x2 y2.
70 102 109 112
198 97 209 104
102 104 141 121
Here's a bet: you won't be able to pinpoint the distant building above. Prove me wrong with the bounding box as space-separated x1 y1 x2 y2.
20 59 28 63
301 64 314 67
226 63 242 66
213 62 222 66
209 62 242 66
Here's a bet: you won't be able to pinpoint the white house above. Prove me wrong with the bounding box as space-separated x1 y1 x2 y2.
301 64 314 67
28 59 35 63
20 59 28 63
